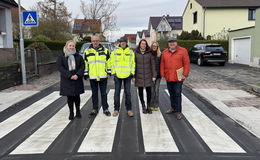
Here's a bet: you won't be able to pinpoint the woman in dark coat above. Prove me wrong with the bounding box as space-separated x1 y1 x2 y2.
150 42 162 111
57 40 85 120
134 39 156 114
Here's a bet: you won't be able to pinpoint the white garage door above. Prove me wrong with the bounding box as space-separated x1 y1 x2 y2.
233 37 251 65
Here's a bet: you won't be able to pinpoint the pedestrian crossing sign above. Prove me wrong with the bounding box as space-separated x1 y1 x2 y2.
22 11 38 27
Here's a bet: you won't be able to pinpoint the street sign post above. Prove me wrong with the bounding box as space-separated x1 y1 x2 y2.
18 2 39 84
18 0 26 84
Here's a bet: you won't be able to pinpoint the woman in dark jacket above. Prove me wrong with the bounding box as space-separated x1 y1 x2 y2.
150 42 162 111
134 39 156 114
57 40 85 120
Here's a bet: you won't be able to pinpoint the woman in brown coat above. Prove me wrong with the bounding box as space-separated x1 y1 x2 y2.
134 39 156 114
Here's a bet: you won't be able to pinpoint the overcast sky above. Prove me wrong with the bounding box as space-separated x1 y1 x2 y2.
15 0 188 41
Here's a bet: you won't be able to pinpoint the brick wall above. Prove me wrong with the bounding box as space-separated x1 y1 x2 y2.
0 63 21 90
0 48 16 64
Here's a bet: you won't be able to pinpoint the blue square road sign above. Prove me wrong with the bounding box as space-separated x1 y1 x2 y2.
22 11 38 27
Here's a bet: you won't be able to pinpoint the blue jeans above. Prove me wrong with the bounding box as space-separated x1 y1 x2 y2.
114 76 132 111
90 79 109 111
166 81 183 113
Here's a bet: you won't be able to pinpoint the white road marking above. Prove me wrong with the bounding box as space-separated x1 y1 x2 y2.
11 91 92 154
165 90 246 153
78 90 123 152
139 90 179 152
0 91 39 112
0 92 60 139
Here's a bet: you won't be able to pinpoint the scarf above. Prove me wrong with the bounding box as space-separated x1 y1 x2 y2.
64 47 76 71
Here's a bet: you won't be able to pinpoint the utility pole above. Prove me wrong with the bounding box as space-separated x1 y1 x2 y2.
18 0 27 84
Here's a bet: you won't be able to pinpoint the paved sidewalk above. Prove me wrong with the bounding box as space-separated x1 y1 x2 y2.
185 63 260 138
2 71 59 92
0 71 59 112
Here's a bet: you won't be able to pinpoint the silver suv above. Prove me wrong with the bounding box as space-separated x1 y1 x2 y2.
79 42 114 57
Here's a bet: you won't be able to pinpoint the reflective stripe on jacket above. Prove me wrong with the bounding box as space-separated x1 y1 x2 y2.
84 44 111 81
109 47 135 79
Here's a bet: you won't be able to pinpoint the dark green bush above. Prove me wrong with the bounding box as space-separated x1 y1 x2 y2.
157 39 229 52
24 40 86 51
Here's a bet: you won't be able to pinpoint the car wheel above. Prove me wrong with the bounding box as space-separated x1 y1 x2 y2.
219 62 226 66
197 57 203 66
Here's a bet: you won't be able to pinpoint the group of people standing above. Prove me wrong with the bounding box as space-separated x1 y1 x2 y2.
57 35 190 121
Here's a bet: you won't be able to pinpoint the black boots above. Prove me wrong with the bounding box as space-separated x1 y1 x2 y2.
75 105 81 118
146 103 153 114
68 105 74 120
68 105 81 120
142 103 147 114
141 103 152 114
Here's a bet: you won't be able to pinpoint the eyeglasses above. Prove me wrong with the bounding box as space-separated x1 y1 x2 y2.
92 40 100 42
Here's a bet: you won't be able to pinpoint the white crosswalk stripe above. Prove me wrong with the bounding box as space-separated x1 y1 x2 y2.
138 90 179 152
0 91 39 112
0 92 60 139
4 89 249 154
165 90 246 153
78 89 123 152
10 91 92 154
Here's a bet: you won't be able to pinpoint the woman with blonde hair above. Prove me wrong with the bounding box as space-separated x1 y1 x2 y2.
57 40 85 120
150 42 162 111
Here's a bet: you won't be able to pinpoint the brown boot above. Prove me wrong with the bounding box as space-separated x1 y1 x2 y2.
113 110 119 117
176 112 182 120
165 109 176 114
127 110 134 117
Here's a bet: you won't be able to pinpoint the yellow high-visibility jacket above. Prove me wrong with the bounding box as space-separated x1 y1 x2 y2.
84 44 111 81
109 47 135 79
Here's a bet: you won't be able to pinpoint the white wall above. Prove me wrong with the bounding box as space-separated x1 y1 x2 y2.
0 8 14 48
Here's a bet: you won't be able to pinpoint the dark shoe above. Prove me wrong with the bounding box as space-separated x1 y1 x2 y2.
165 109 177 114
69 112 74 120
103 110 111 117
147 107 152 114
176 113 182 120
89 109 98 116
142 104 147 114
75 111 81 118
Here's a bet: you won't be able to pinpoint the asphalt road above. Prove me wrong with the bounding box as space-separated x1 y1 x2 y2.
0 82 259 160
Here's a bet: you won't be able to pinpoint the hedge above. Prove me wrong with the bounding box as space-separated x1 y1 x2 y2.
157 40 229 52
24 40 86 51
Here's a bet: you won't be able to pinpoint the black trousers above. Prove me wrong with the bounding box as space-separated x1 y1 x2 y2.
67 95 80 113
138 87 151 107
90 79 109 111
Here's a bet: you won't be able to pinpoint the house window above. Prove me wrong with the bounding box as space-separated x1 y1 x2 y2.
193 11 197 24
248 8 256 20
190 3 192 9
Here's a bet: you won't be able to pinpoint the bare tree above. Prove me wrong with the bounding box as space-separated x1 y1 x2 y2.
80 0 119 37
31 0 72 40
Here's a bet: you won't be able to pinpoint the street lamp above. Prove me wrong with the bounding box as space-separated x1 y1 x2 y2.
18 0 27 84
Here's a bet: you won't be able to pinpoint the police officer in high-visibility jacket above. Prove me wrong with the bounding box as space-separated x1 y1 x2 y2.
109 37 135 117
84 35 111 116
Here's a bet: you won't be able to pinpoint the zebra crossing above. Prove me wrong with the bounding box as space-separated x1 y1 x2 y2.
0 88 259 159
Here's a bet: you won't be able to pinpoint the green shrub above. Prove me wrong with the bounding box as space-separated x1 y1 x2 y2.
157 39 229 52
27 42 51 51
31 35 51 41
24 40 86 52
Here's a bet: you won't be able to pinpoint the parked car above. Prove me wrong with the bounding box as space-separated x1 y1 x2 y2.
189 44 227 66
79 42 114 57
